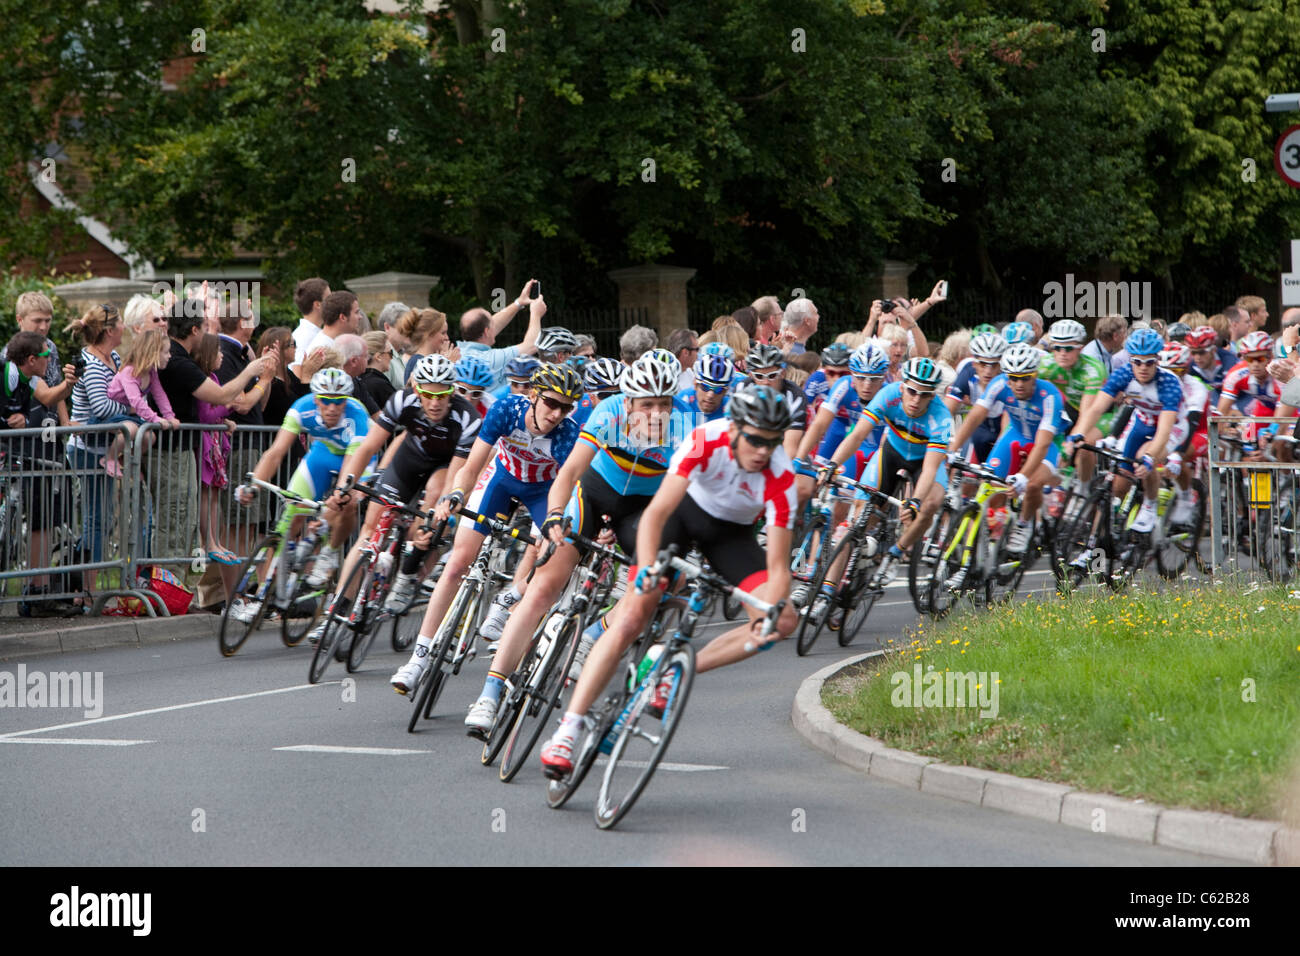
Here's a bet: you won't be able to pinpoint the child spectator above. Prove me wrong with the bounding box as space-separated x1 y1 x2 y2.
193 334 238 565
101 328 180 476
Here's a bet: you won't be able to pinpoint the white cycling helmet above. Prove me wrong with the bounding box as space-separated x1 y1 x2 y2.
1047 319 1086 344
310 368 353 396
411 353 457 387
1000 342 1042 375
620 354 679 398
646 347 683 379
536 327 578 356
969 332 1008 360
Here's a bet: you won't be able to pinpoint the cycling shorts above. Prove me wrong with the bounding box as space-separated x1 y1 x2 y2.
1117 417 1156 462
465 457 547 537
985 430 1060 480
563 467 652 556
859 441 947 497
654 493 766 594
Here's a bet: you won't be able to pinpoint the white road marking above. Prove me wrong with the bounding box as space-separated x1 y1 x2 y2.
275 744 430 756
0 737 154 746
0 682 326 739
594 758 728 772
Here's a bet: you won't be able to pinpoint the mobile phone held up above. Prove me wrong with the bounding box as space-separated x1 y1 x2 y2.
529 280 540 300
937 280 949 299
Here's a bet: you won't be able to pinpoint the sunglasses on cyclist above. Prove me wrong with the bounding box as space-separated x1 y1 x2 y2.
1051 345 1079 353
823 368 848 377
749 369 783 382
1129 358 1158 368
508 379 531 389
697 382 729 394
741 431 783 449
455 386 484 400
902 384 936 398
537 394 575 414
852 373 884 382
316 395 349 405
414 384 454 398
1006 373 1036 382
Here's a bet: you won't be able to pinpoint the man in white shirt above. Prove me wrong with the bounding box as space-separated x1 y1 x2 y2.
1081 313 1129 377
291 277 330 355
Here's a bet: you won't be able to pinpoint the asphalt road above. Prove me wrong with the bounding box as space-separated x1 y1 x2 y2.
0 569 1227 866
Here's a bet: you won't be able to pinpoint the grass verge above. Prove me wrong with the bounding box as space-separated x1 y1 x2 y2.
823 580 1300 820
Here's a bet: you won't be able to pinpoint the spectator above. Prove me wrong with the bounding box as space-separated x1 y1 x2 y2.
335 333 378 415
573 334 597 359
731 306 758 340
1277 308 1300 359
1235 295 1269 332
751 295 783 343
255 326 297 428
291 277 331 355
1222 304 1255 353
360 331 397 408
1206 312 1230 348
702 325 749 371
1082 313 1129 377
375 301 411 391
779 297 819 354
877 324 911 381
2 330 80 616
619 325 658 364
192 334 238 571
65 303 129 606
711 315 738 332
0 291 68 426
455 280 544 389
935 329 972 391
155 310 269 585
1015 308 1045 344
103 328 179 475
121 293 168 354
399 307 458 384
665 327 699 391
301 290 360 358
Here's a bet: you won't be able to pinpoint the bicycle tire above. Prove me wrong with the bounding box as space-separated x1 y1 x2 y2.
280 531 328 647
1052 496 1105 594
545 693 619 810
219 535 278 657
500 614 581 783
924 504 980 619
594 641 696 830
480 613 550 766
409 576 478 729
390 600 425 652
309 559 366 684
985 516 1035 606
1154 480 1204 579
347 551 398 673
908 505 956 616
793 524 841 656
833 534 875 646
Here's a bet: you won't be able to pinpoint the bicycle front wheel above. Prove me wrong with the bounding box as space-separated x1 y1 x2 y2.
220 535 278 657
794 529 840 656
280 533 327 647
594 641 695 830
500 615 581 783
309 559 365 684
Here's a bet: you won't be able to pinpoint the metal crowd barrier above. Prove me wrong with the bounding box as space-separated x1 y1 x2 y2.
1206 415 1300 580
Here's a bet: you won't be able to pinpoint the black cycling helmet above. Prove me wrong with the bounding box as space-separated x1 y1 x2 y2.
746 343 786 371
728 384 794 432
529 362 584 402
820 343 852 368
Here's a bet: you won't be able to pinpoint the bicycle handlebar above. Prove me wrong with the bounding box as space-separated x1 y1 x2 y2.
241 473 325 514
641 545 784 648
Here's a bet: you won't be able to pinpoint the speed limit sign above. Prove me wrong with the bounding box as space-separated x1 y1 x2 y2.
1276 125 1300 188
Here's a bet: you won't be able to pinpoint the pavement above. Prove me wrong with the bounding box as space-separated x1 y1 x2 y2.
0 569 1237 865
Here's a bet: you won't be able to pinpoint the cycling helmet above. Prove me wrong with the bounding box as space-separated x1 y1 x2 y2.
1185 326 1218 350
849 343 889 376
1239 330 1275 357
901 356 943 390
505 355 542 380
746 343 786 371
583 357 625 392
969 332 1009 360
728 384 794 432
971 323 999 337
1125 327 1164 357
1158 342 1191 370
820 343 851 368
1166 322 1191 342
536 327 578 356
1003 321 1035 345
564 355 591 376
646 347 683 379
530 362 584 402
310 368 353 396
411 353 457 387
701 341 735 361
999 343 1042 375
454 356 494 389
620 354 679 398
694 353 735 389
1047 319 1087 344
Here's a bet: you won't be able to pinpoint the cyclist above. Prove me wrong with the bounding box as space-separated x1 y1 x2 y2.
944 331 1006 463
539 385 799 778
822 357 955 587
1217 331 1281 419
572 357 625 429
491 355 541 402
677 353 734 424
306 354 479 645
536 327 578 365
1157 341 1209 526
1185 325 1237 400
446 354 694 739
1064 328 1183 535
794 343 888 503
743 344 808 459
804 343 852 418
948 343 1068 554
455 355 496 417
389 364 585 715
1037 319 1105 492
231 369 371 620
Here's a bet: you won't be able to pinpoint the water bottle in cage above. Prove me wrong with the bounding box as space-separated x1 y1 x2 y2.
375 550 395 582
1046 487 1066 520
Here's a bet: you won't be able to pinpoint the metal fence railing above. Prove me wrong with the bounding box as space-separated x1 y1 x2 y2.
1206 415 1299 580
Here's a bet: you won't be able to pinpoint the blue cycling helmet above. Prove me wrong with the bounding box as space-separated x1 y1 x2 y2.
701 341 735 361
694 353 735 389
849 343 889 376
1125 327 1164 357
454 356 494 389
1003 321 1035 345
505 356 541 380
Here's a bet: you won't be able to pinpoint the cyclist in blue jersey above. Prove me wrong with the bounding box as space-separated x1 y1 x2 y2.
232 368 372 622
824 357 955 587
455 355 496 418
803 343 851 416
490 355 541 402
949 344 1068 554
677 353 734 424
794 342 888 505
389 365 585 727
461 354 694 736
571 357 624 429
1065 328 1183 534
944 332 1006 462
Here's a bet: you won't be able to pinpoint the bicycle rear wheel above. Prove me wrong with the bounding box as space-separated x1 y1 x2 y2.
985 516 1036 605
908 506 952 615
481 614 550 766
390 601 424 653
829 535 874 646
220 535 278 657
594 641 695 830
309 560 365 684
280 532 328 647
500 615 581 783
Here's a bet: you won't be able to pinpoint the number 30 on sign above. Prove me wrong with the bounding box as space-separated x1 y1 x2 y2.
1276 125 1300 189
